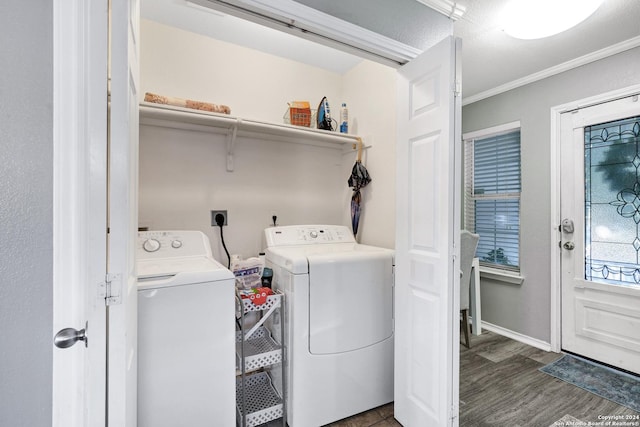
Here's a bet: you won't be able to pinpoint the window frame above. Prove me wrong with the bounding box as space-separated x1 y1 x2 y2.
463 121 522 273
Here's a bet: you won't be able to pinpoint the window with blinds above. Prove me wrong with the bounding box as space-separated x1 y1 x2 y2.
464 125 521 272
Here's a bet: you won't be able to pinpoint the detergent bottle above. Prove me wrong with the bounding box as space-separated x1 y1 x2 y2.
340 103 348 134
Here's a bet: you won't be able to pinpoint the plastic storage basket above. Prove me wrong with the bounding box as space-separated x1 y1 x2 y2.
236 371 284 427
236 326 282 372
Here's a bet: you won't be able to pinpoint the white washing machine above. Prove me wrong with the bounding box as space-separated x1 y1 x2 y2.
137 230 235 427
264 225 394 427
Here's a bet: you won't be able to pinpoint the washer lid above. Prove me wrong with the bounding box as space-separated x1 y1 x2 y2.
266 243 394 274
137 256 234 290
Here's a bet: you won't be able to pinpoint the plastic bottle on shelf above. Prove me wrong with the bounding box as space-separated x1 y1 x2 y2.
340 103 348 134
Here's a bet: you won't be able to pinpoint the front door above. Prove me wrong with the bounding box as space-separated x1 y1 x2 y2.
394 35 462 426
560 94 640 375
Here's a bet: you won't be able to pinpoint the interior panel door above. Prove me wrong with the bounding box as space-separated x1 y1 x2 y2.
52 1 108 425
394 35 461 427
561 95 640 375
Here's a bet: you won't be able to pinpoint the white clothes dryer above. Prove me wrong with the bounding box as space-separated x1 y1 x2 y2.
264 225 394 427
137 230 235 427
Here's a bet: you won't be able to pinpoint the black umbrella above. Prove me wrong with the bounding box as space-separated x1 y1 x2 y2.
348 138 371 237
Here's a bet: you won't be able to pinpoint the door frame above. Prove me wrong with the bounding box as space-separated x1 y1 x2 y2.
106 0 140 425
53 0 140 425
549 83 640 352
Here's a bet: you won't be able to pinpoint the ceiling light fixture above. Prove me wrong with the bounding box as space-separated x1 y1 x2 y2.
500 0 604 40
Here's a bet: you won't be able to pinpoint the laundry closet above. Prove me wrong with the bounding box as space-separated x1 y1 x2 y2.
138 17 398 262
136 3 460 425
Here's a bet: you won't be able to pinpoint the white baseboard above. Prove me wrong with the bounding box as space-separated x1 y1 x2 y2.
481 321 553 353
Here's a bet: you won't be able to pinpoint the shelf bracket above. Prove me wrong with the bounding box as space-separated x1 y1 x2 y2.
243 302 279 341
226 119 240 172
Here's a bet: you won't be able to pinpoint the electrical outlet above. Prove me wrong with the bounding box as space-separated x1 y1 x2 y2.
211 210 228 226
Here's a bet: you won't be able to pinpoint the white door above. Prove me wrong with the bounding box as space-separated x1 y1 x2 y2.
560 95 640 375
53 0 140 425
52 1 109 426
107 0 140 425
395 35 462 426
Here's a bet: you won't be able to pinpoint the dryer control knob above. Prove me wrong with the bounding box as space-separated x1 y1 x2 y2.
309 231 318 239
142 238 161 252
171 240 182 249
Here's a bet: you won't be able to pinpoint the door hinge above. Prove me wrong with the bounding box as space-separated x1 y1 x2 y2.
98 273 122 305
450 404 459 421
454 80 462 97
391 266 395 333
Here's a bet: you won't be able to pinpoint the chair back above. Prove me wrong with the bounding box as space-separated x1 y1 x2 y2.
460 230 480 310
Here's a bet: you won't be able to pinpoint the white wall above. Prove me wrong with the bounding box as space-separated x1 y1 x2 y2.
139 125 347 260
141 20 343 124
139 20 397 263
462 46 640 343
340 60 397 248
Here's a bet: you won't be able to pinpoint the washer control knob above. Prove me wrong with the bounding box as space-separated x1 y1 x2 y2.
171 240 182 249
309 231 318 239
142 238 161 252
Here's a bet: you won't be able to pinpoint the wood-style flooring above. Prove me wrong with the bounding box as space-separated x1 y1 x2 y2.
265 330 638 426
459 331 638 426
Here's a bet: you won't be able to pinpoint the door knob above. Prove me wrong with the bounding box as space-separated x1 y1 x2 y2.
563 241 575 250
54 325 87 348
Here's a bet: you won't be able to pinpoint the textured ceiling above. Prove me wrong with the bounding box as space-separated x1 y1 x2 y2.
454 0 640 100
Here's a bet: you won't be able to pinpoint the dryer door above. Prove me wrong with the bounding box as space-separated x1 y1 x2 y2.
308 251 393 354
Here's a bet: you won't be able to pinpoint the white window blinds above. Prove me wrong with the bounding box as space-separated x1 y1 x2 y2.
464 127 521 271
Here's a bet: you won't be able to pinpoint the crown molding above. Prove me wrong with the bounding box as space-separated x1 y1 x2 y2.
414 0 466 20
462 35 640 106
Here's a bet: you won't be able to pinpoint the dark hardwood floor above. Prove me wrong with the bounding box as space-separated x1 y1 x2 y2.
324 331 638 426
459 330 638 426
266 330 638 426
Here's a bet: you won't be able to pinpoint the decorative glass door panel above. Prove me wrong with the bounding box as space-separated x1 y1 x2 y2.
585 116 640 286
